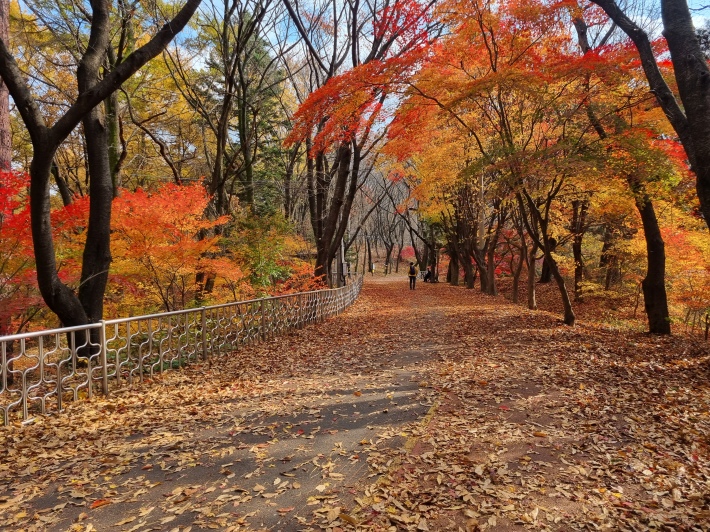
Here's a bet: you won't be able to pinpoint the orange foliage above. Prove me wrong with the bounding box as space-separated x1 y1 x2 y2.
0 171 95 332
272 261 327 294
285 0 433 154
110 184 229 312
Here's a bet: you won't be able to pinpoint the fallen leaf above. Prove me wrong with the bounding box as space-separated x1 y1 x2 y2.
89 499 111 509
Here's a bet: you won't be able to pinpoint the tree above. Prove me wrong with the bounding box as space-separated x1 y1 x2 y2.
0 0 9 170
0 170 94 384
589 0 710 232
284 0 437 284
572 9 673 334
384 0 584 323
165 0 291 215
0 0 202 330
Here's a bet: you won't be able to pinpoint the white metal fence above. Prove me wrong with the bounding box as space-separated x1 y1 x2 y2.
0 276 363 426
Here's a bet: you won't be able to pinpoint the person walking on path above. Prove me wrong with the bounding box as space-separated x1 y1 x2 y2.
408 262 418 290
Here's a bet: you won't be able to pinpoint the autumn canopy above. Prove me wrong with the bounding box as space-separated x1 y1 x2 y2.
0 0 708 338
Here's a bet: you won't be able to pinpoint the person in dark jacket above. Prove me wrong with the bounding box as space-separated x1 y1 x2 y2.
408 262 418 290
423 266 432 282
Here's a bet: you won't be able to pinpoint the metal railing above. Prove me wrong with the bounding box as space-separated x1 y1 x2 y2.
0 276 363 426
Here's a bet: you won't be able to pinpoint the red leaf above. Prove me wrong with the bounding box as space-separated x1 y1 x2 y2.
90 499 111 509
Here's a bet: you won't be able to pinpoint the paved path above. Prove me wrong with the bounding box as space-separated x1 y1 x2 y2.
2 276 445 531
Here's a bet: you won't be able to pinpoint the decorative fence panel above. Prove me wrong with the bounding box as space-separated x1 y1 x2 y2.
0 276 363 426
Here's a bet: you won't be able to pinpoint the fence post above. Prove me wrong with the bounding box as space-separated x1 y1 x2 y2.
201 307 209 362
261 299 266 342
23 337 32 419
100 320 109 396
298 294 304 329
54 335 62 414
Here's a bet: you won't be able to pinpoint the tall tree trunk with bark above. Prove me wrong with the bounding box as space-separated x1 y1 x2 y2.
538 237 556 283
630 181 671 334
472 246 490 293
311 143 353 284
544 243 575 325
0 0 9 171
599 224 622 289
461 249 476 289
526 241 539 310
448 250 459 286
76 3 113 327
511 241 525 304
284 143 300 219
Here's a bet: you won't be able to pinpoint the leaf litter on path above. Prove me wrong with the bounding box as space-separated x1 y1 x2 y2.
1 277 708 531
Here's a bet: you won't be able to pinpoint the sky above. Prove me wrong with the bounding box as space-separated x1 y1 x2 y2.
688 0 710 26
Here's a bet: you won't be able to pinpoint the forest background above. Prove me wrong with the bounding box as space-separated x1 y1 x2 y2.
1 0 710 339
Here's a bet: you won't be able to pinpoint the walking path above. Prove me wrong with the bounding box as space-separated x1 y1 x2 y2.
1 277 708 531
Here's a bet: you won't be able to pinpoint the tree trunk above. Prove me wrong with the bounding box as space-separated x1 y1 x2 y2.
284 143 300 219
74 1 113 328
0 0 203 328
448 252 459 286
51 161 73 206
485 241 498 296
395 226 405 273
311 142 358 286
544 247 575 325
599 225 623 290
31 152 90 326
661 0 710 232
527 242 538 310
237 88 255 210
590 0 710 232
0 0 9 170
538 237 556 283
384 243 394 275
105 91 122 196
461 253 475 289
571 199 589 301
511 243 525 304
634 192 671 334
78 106 113 325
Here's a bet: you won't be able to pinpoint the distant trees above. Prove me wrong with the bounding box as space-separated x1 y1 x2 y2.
372 0 699 332
283 0 438 284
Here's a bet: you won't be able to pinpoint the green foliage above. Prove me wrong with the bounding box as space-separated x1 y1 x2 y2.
224 213 300 293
